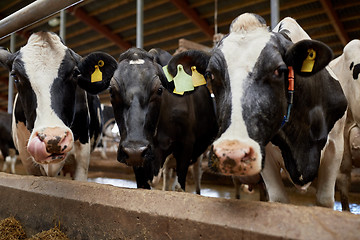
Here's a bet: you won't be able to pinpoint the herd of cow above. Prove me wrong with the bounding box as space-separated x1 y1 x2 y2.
0 13 359 212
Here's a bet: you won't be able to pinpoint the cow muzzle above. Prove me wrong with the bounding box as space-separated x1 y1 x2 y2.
117 144 151 167
27 127 74 164
209 139 261 176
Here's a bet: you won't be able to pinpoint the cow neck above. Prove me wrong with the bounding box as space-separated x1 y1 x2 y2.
281 66 294 128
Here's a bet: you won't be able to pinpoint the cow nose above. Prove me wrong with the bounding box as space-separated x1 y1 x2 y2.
28 127 74 164
38 129 72 154
212 140 261 176
117 144 150 167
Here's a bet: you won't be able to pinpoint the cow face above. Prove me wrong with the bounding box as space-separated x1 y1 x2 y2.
0 32 116 176
166 13 332 177
79 48 172 168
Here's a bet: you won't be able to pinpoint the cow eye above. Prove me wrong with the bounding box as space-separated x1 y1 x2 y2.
10 71 19 83
157 87 163 95
274 65 287 78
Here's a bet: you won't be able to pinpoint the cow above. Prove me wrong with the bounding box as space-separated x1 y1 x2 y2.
0 32 114 180
259 17 348 208
98 104 119 159
329 39 360 211
165 13 336 187
77 47 218 191
0 111 17 173
153 13 344 206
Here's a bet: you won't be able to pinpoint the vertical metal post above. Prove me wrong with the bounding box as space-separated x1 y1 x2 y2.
271 0 280 30
136 0 143 48
8 34 15 114
60 10 66 44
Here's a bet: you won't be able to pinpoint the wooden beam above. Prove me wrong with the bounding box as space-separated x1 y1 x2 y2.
169 0 214 39
319 0 349 46
68 7 131 50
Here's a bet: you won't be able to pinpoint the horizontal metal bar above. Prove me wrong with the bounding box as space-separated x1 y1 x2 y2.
0 0 85 40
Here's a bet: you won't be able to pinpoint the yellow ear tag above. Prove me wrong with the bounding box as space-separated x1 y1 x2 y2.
163 65 174 82
191 66 206 87
91 60 104 83
301 49 316 72
173 88 184 95
91 65 102 83
173 64 194 93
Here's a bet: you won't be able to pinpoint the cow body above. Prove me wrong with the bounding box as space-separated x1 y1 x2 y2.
261 17 348 208
0 112 17 173
329 39 360 210
0 32 108 180
78 48 218 190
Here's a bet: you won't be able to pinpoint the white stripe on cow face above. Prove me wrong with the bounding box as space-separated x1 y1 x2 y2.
211 14 273 176
214 26 271 149
20 33 73 141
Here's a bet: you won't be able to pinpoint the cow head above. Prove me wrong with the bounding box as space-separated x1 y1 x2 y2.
164 13 333 177
78 48 172 170
0 32 116 177
271 17 347 186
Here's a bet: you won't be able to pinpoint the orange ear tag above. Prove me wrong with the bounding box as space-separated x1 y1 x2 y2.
191 66 206 87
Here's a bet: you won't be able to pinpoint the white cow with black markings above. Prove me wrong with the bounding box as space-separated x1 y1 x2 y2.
329 39 360 211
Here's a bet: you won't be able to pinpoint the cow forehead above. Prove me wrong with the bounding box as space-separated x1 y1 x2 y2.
19 32 67 87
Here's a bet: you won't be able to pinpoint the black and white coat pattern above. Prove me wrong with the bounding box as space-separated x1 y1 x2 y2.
0 32 111 180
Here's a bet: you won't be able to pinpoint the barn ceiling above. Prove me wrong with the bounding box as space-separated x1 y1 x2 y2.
0 0 359 112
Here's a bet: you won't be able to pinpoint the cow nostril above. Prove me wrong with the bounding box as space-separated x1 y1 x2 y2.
141 145 151 158
117 145 129 164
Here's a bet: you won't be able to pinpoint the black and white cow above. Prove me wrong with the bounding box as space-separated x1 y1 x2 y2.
329 39 360 210
77 48 218 190
0 32 115 180
154 13 344 206
0 111 17 173
175 13 337 181
259 17 348 208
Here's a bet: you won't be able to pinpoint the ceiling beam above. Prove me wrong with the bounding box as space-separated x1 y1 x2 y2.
68 7 131 50
319 0 349 46
169 0 214 39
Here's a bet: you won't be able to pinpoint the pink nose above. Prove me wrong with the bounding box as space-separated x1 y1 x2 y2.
28 127 73 164
213 140 260 176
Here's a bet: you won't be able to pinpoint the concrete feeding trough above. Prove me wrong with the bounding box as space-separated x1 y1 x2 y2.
0 172 359 239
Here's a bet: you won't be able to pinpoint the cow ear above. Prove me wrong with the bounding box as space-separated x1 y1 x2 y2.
285 39 333 77
0 48 14 71
167 50 210 76
149 48 172 67
77 52 117 94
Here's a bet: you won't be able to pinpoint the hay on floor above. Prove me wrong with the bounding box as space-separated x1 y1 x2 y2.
0 217 26 240
27 226 69 240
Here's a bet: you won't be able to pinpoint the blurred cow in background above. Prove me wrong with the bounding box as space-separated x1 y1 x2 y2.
329 39 360 211
0 111 17 174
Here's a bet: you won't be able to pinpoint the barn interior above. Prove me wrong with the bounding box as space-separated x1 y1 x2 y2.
0 1 360 238
0 0 359 111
